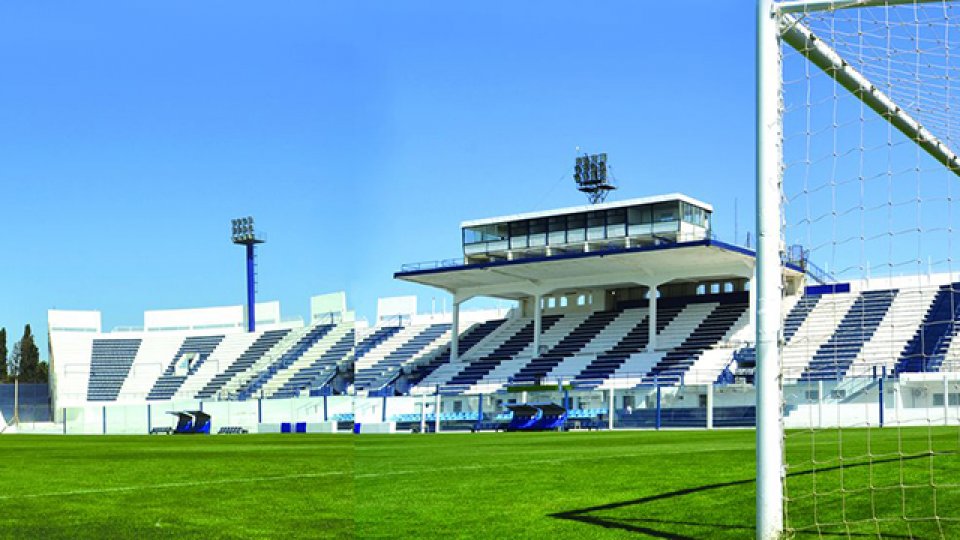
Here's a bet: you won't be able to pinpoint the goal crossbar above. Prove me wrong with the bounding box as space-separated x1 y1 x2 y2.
777 0 949 15
779 12 960 176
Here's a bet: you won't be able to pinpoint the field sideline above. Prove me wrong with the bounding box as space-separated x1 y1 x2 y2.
1 428 957 538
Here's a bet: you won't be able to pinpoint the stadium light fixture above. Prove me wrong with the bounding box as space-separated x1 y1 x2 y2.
574 153 616 204
231 216 264 333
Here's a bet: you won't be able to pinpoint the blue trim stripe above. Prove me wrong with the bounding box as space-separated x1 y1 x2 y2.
395 239 801 279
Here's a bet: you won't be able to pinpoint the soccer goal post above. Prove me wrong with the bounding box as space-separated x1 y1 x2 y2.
758 1 960 538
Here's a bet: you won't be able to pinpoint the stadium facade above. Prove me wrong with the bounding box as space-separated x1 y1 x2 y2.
17 193 960 434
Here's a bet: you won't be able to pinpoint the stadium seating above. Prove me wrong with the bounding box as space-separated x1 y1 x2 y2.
146 335 224 401
194 329 292 400
53 277 960 411
268 328 355 398
87 339 142 401
798 289 897 381
234 323 335 400
353 323 451 391
402 319 506 389
510 310 620 384
643 298 749 384
412 294 759 394
896 283 960 373
427 315 563 394
783 294 822 344
573 305 679 387
355 326 402 359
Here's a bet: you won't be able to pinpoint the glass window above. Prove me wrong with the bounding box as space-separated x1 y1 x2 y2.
681 204 706 227
567 213 586 242
654 202 678 223
509 221 529 249
628 206 651 225
463 227 482 245
682 203 694 224
486 223 509 251
587 211 605 240
606 208 626 238
627 206 653 236
509 221 528 237
529 218 547 247
548 216 566 245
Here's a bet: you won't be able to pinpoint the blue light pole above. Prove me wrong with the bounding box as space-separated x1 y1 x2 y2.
231 216 264 333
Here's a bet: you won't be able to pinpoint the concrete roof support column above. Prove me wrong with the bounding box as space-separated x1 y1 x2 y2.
451 301 461 363
533 292 543 359
450 293 473 363
647 283 660 353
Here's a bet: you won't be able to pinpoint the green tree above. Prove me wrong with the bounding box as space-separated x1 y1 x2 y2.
0 327 7 383
17 325 41 383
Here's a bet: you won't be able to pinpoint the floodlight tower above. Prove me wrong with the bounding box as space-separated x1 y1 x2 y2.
231 216 264 333
574 153 616 204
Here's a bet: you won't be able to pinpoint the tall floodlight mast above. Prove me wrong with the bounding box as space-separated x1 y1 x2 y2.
231 216 264 333
574 153 615 204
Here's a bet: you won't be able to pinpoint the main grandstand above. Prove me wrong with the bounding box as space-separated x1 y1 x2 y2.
33 191 960 435
344 192 960 432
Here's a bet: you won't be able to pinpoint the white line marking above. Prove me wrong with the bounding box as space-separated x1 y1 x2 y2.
6 442 752 500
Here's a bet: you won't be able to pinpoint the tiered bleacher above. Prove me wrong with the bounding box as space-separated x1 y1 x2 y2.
147 335 224 401
48 294 357 412
353 323 451 392
87 339 142 402
412 293 752 395
269 327 355 398
235 322 337 399
195 329 292 400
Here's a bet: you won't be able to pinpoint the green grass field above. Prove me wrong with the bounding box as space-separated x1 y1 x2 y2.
0 428 957 538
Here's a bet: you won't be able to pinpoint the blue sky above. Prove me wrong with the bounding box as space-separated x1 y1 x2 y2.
0 2 758 357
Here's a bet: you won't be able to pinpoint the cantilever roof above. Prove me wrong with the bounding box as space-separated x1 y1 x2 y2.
460 193 714 229
395 239 803 299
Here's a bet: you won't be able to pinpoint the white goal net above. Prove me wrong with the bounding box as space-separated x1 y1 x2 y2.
761 1 960 538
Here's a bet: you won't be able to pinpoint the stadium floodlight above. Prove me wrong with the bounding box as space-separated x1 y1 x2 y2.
573 153 615 204
759 1 960 538
231 216 264 333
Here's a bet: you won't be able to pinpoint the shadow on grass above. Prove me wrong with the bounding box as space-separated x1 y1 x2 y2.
549 452 948 539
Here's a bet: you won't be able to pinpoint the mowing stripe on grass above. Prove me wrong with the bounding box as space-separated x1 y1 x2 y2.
1 471 349 500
